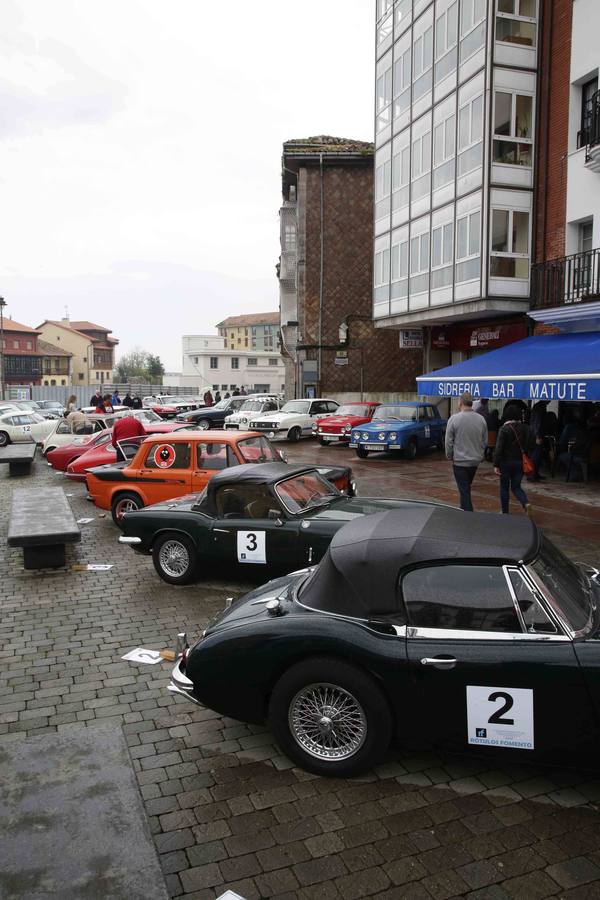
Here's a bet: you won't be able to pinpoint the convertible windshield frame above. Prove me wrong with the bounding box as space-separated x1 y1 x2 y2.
526 535 594 638
274 471 338 515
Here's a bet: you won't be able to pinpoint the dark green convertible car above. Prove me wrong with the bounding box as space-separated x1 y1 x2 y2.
118 462 438 585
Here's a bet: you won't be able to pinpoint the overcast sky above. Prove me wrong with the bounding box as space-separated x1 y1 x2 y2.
0 0 374 370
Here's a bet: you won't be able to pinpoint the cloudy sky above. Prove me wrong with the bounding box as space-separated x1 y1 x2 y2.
0 0 374 370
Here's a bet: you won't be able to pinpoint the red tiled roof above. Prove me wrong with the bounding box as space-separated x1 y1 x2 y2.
38 339 72 357
217 312 280 328
38 320 95 341
68 321 111 333
1 318 41 335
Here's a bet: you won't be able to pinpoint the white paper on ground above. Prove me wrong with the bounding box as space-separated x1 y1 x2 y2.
122 648 162 664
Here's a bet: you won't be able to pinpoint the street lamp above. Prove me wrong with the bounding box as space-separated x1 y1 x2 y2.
0 297 6 402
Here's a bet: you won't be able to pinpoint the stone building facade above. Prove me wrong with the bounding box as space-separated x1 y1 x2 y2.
278 136 421 400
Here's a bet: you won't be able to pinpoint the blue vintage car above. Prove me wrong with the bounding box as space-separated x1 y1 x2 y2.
350 402 446 459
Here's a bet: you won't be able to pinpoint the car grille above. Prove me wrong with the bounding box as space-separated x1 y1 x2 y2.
251 421 271 429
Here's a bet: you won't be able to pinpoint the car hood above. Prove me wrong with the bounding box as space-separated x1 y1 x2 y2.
358 419 415 431
304 495 423 521
318 415 368 427
253 411 307 421
203 571 309 635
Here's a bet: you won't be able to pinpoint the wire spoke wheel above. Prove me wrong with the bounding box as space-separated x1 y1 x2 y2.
158 539 190 578
289 682 367 761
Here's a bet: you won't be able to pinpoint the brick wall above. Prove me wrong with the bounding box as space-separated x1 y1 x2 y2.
299 162 421 395
535 0 573 263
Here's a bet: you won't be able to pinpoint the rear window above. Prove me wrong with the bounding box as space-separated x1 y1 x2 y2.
144 442 191 470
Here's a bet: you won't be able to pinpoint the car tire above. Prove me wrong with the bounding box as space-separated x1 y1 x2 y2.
288 426 302 442
356 447 369 459
268 657 392 777
196 419 210 430
404 438 418 460
111 492 144 527
0 431 10 448
152 533 199 585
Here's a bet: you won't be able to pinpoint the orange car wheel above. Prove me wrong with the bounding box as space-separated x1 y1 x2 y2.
111 491 143 528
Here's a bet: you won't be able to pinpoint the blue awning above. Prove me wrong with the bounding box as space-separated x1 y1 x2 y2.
417 331 600 402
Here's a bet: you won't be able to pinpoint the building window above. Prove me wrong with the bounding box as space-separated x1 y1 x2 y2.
580 77 599 147
433 112 456 188
375 154 392 220
496 0 536 48
193 356 198 365
392 142 410 210
248 358 258 366
460 0 486 61
413 25 433 101
431 222 454 288
231 357 239 369
391 232 409 298
458 94 484 176
269 358 278 366
221 384 227 390
13 340 20 349
393 46 411 118
456 210 481 282
493 92 533 166
435 2 458 84
579 221 594 254
410 231 430 294
376 0 393 19
230 332 234 339
411 129 432 200
96 371 100 380
209 356 218 368
490 209 530 278
26 341 32 350
79 373 84 380
376 59 392 132
284 223 297 250
61 379 66 386
374 245 391 296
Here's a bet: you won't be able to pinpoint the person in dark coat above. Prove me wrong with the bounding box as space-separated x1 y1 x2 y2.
131 394 143 409
203 389 214 407
493 416 533 515
90 390 102 408
214 391 222 403
123 393 134 408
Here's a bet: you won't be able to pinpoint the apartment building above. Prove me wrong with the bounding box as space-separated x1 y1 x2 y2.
37 319 118 384
373 0 538 375
217 313 280 352
182 334 285 394
278 135 422 400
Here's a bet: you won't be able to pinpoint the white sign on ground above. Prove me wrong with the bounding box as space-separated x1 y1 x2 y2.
122 648 162 664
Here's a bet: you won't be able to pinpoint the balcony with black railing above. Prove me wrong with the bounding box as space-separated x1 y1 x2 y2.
531 248 600 310
577 90 600 172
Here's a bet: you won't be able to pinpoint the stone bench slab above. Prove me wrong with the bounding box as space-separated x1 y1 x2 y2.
8 487 80 568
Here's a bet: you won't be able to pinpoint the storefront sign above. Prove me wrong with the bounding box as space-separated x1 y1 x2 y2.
334 351 348 366
399 329 423 349
431 323 528 352
418 379 593 401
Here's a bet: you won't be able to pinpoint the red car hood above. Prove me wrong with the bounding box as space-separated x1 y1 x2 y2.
316 415 372 431
145 422 179 433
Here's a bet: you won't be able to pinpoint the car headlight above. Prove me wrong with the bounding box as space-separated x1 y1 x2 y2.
389 432 397 440
362 432 369 440
379 432 386 440
344 424 352 432
240 417 247 425
312 424 317 432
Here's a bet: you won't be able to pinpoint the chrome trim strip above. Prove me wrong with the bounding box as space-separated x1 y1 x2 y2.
524 565 578 639
407 626 569 642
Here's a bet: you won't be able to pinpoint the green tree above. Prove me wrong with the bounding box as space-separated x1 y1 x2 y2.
146 354 165 383
115 348 164 384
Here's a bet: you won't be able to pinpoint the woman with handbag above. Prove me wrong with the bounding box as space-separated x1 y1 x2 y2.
493 413 533 516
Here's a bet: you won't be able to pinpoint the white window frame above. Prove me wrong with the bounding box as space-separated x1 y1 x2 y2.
391 235 410 283
393 145 411 192
375 158 392 201
393 45 411 117
374 247 391 288
490 208 530 277
432 222 455 269
376 63 393 132
492 90 534 167
412 130 432 179
377 0 393 20
456 210 481 262
461 0 486 37
496 0 537 47
458 94 484 151
410 232 430 277
434 112 456 167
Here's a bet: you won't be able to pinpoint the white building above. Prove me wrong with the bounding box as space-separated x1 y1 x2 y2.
373 0 538 335
182 335 285 394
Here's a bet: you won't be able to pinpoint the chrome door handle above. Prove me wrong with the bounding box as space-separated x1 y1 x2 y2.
420 657 457 669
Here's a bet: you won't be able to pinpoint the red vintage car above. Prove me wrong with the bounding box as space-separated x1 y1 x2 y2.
63 422 181 481
312 401 381 445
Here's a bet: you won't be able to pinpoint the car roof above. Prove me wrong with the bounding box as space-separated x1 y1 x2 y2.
198 463 319 516
139 429 262 443
300 506 539 618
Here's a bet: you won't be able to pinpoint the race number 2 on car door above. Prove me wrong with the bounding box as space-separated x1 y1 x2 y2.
467 685 534 750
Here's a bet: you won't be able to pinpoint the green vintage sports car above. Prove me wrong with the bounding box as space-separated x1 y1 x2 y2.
118 462 442 585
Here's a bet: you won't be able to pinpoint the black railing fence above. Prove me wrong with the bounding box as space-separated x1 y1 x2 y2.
531 248 600 309
577 89 600 155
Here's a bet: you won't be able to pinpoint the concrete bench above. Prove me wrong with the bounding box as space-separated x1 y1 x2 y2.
0 443 37 476
8 487 81 569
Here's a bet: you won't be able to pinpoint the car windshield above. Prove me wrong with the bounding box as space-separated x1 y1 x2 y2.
373 405 416 421
275 471 337 514
281 401 311 415
239 400 263 412
213 399 229 410
531 535 593 632
237 436 281 463
134 409 161 423
336 404 374 417
30 413 46 423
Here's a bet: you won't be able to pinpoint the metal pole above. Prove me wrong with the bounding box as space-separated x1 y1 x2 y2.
0 297 5 402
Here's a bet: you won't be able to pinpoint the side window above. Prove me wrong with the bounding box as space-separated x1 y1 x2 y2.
326 401 339 413
4 416 16 427
507 570 557 634
56 421 72 434
226 446 240 466
215 484 281 519
311 401 327 415
402 565 522 633
144 442 191 470
196 442 228 471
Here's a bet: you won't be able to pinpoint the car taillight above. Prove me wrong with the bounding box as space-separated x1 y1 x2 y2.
335 475 349 492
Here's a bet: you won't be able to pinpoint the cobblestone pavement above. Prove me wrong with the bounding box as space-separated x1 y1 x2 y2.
1 444 600 899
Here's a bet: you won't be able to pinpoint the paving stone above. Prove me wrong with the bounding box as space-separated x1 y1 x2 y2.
546 856 600 889
293 854 348 886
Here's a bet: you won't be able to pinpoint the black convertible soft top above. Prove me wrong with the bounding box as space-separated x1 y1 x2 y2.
198 463 322 516
300 506 539 618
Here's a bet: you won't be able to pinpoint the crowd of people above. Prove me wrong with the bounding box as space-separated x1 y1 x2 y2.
445 393 600 515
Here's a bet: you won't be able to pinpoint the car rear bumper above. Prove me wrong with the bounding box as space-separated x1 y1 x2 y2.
167 658 202 706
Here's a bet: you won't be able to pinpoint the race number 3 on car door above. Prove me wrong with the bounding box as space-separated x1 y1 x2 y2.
467 686 534 750
237 530 266 564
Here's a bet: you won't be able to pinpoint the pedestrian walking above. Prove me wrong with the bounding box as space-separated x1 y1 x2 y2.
90 389 102 408
214 391 222 403
66 394 78 414
445 393 488 511
111 390 121 407
232 387 240 396
203 389 214 407
131 394 143 409
493 416 533 516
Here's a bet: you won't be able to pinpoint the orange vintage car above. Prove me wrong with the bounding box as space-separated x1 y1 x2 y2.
85 430 356 525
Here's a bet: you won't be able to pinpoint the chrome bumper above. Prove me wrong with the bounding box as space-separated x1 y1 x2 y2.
167 658 201 706
119 535 142 545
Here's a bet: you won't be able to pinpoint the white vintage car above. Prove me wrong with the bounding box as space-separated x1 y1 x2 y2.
224 395 283 430
248 398 339 442
0 411 58 447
